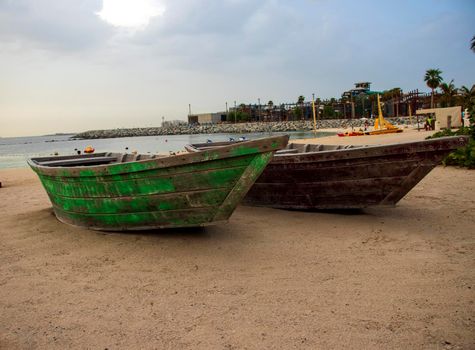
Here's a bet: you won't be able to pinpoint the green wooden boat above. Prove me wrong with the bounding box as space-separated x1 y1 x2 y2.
28 135 288 231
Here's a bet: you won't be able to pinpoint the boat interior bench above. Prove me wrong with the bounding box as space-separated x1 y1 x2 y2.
36 156 118 167
33 152 170 167
285 143 365 153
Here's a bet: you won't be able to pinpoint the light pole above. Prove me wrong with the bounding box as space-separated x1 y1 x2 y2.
312 93 317 136
234 100 237 124
258 98 261 121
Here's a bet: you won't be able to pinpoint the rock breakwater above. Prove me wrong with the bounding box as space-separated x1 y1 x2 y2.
73 117 415 139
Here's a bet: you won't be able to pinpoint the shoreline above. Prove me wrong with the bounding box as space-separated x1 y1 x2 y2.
0 127 438 170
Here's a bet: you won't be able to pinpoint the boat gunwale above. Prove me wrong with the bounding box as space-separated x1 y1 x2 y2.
27 135 289 177
186 136 468 164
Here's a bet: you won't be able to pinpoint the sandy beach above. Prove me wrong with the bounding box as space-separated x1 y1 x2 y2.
1 131 474 349
295 126 437 146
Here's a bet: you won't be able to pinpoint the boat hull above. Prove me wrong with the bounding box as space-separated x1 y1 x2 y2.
29 136 288 230
243 136 468 209
186 136 468 210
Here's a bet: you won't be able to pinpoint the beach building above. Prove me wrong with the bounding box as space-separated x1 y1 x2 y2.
188 112 227 124
342 82 372 99
416 106 462 129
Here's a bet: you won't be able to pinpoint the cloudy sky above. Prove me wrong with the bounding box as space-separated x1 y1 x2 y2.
1 0 474 137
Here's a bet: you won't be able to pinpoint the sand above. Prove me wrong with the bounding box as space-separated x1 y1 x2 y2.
1 131 474 349
296 127 437 146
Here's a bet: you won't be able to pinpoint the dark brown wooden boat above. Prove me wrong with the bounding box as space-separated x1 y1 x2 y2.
185 136 468 209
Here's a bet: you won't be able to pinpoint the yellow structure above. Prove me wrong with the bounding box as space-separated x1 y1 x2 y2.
368 95 402 135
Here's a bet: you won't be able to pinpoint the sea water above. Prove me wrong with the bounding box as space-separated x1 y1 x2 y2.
0 131 334 169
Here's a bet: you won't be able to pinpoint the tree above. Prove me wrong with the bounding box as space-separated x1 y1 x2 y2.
439 80 458 107
227 110 249 122
297 95 305 119
459 84 475 109
265 101 274 120
471 35 475 53
424 69 443 108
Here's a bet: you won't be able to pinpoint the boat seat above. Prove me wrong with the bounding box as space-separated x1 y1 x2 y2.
37 156 117 167
276 149 299 154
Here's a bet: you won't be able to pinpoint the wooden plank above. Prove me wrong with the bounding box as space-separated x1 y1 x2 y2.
270 136 468 164
53 205 217 230
37 156 117 167
244 193 390 209
380 165 435 205
248 176 405 197
244 177 409 208
39 166 246 198
257 159 424 184
213 152 274 222
39 154 256 183
48 188 229 214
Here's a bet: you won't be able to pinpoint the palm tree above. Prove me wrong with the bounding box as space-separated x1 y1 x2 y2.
471 35 475 53
297 95 305 119
439 80 458 107
267 100 274 121
424 69 443 108
459 84 475 109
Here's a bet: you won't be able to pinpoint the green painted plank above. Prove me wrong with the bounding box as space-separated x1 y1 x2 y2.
48 188 230 214
40 154 256 183
39 166 246 198
54 206 217 230
213 152 274 221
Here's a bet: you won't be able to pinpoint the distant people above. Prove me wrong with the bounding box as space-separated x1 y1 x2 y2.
428 116 434 130
364 120 369 131
425 116 435 131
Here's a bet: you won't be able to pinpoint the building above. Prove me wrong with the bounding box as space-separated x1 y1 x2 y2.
188 112 227 124
342 82 372 99
416 106 462 129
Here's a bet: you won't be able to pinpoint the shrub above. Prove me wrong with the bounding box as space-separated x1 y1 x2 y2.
427 109 474 169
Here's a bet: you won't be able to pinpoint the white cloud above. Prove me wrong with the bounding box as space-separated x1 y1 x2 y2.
97 0 165 28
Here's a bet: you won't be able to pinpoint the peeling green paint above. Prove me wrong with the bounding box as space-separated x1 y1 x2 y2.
29 135 288 230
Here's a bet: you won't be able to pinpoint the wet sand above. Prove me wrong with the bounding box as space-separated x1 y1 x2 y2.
0 133 474 349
